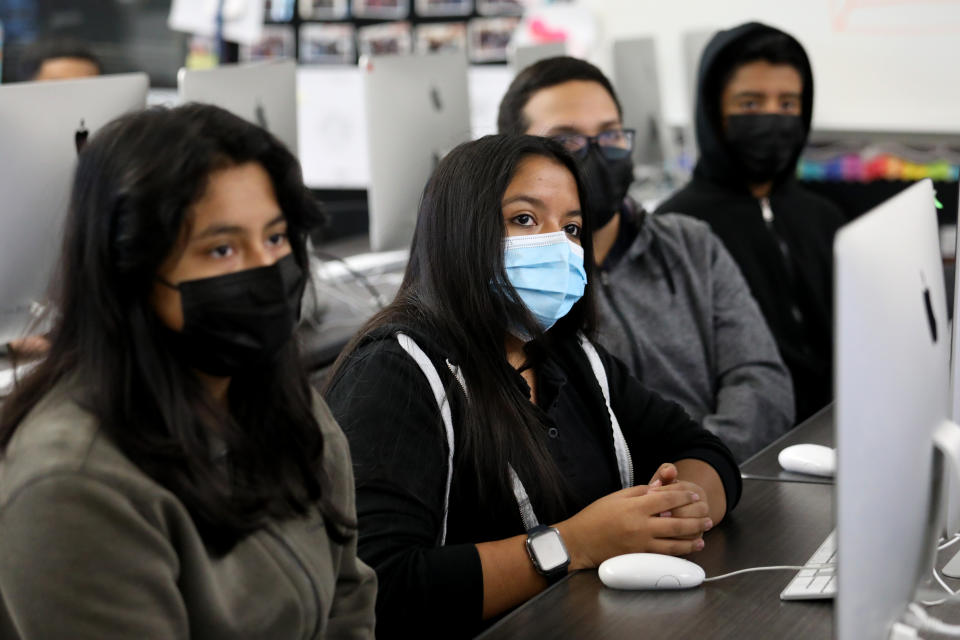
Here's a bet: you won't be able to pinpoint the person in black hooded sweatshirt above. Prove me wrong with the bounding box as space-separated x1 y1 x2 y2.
656 22 846 423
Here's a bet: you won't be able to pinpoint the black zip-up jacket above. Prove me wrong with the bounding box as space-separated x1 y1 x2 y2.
325 326 741 639
656 22 846 422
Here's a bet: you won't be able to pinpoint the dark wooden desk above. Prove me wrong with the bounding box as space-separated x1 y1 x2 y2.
739 403 835 484
478 479 835 639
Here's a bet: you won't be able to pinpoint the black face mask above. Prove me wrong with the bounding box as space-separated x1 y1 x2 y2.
725 114 805 184
578 145 634 229
159 253 305 377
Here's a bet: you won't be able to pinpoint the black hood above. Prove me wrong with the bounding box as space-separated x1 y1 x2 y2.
692 22 815 191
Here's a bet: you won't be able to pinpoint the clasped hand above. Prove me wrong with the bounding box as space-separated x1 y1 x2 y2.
555 462 712 571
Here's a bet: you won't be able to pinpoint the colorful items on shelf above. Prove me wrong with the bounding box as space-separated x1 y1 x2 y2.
798 153 960 183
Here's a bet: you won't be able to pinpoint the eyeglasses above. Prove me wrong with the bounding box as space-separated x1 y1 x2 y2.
551 129 636 161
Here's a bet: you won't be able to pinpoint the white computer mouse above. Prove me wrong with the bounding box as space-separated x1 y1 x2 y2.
598 553 705 590
778 444 836 477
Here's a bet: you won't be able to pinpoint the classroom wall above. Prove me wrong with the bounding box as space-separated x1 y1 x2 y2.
580 0 960 134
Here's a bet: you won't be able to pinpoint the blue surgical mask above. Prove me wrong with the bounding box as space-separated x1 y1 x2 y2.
503 231 587 331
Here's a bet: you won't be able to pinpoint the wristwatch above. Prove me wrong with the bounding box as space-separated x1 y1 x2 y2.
525 525 570 582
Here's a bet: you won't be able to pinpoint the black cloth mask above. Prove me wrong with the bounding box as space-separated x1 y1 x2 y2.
159 253 305 377
725 114 805 184
578 145 634 229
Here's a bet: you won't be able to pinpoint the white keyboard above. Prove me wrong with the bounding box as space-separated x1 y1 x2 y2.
780 530 837 600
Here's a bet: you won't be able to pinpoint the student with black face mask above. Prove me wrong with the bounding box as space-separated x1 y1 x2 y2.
657 23 846 422
498 57 794 461
0 104 376 639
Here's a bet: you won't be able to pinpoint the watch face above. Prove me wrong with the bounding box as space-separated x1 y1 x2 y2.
530 530 568 571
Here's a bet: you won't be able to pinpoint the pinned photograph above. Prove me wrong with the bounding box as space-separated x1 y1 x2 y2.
185 35 219 70
266 0 296 21
240 24 296 61
353 0 410 20
298 0 349 20
358 22 413 57
415 22 467 55
477 0 523 16
300 23 356 64
468 16 519 62
415 0 473 17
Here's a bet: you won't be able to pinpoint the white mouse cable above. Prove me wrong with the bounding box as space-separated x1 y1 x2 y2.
701 563 834 582
905 572 960 638
905 603 960 637
705 534 960 585
314 250 388 309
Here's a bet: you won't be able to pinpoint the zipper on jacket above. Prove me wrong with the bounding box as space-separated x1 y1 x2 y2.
759 197 806 328
600 269 644 378
265 528 324 640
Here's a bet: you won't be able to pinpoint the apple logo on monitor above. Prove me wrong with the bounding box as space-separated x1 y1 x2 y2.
429 86 443 113
255 100 269 131
923 272 938 343
75 119 89 154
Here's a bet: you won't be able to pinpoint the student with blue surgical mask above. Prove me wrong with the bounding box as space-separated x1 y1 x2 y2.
325 135 741 639
498 57 794 462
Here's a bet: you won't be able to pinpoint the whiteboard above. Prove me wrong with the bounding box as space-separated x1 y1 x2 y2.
583 0 960 133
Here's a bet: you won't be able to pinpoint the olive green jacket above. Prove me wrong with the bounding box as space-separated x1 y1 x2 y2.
0 382 376 639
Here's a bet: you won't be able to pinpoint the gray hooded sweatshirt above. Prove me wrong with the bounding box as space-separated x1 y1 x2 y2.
594 202 794 461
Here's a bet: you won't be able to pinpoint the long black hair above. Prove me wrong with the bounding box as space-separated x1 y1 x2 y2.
329 134 596 523
0 103 350 554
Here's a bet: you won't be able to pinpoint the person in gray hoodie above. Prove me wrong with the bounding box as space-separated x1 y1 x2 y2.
497 57 794 461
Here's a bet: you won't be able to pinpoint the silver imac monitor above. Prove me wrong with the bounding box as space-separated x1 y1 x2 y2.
834 178 960 639
950 186 960 423
362 51 471 251
939 185 960 578
612 37 666 167
0 73 149 346
178 60 298 156
509 42 566 73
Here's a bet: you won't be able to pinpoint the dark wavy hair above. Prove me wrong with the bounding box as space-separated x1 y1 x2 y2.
329 134 596 522
0 103 349 554
18 37 102 80
497 56 622 136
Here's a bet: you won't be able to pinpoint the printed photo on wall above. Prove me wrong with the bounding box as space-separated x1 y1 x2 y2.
266 0 296 21
240 25 296 61
300 23 356 64
358 22 413 57
415 0 473 17
353 0 410 20
467 16 519 62
299 0 349 20
477 0 523 16
415 22 467 54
